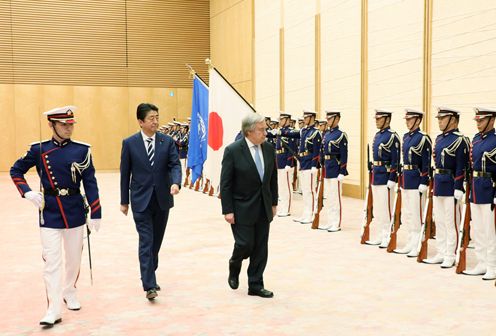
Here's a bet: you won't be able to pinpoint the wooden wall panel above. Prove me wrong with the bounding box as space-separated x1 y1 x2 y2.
367 0 424 142
0 0 209 87
284 0 316 115
211 0 253 102
0 85 192 171
430 0 496 140
254 0 280 116
321 0 361 186
177 88 194 122
0 84 15 171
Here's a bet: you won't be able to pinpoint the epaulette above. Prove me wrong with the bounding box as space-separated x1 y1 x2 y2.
30 139 50 146
71 140 92 147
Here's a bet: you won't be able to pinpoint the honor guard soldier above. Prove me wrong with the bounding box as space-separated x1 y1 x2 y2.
463 107 496 279
366 109 401 247
266 118 278 149
394 109 432 256
423 107 469 268
177 123 189 182
318 119 327 134
290 117 296 129
274 112 296 217
319 110 348 231
10 106 102 326
279 109 322 223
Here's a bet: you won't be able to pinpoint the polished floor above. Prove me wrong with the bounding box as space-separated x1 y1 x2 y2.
0 172 494 336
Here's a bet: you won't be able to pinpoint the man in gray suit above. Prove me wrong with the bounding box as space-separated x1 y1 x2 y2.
220 113 278 298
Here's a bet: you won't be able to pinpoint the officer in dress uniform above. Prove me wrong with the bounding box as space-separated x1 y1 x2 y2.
274 112 296 217
366 109 401 247
177 123 189 181
10 106 101 326
279 109 322 224
319 110 348 232
462 107 496 279
266 118 278 149
394 109 432 257
290 118 296 129
423 107 469 268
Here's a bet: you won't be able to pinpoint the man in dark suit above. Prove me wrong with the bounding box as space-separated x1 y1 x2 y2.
120 103 182 300
220 113 278 298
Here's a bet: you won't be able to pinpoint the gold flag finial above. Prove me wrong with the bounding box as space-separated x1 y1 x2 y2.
186 64 195 79
205 58 213 69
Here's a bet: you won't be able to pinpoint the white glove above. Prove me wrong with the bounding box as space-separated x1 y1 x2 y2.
387 180 396 190
25 191 43 208
493 197 496 205
418 184 428 194
311 167 318 174
337 174 344 182
454 189 464 200
284 165 292 172
88 218 101 232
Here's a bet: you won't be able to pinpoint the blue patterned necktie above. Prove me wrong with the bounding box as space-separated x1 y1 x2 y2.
254 145 264 181
146 137 154 166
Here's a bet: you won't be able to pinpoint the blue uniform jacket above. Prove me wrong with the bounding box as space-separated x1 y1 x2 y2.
320 126 348 179
10 138 101 229
470 130 496 204
401 129 432 189
275 126 296 169
176 132 189 159
433 128 469 197
120 132 182 213
281 126 322 170
372 127 400 185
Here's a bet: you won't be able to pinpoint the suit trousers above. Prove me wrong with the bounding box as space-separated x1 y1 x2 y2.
230 203 270 290
40 225 84 316
132 191 169 291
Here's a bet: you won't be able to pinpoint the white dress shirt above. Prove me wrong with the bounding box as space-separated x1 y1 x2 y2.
141 131 156 152
245 137 264 171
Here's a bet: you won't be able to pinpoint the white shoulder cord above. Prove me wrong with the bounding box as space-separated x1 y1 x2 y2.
71 147 92 183
440 136 463 167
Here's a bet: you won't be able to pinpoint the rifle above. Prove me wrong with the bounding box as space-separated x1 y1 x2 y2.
184 168 191 187
417 168 434 262
360 145 374 244
387 166 402 252
456 168 472 274
292 164 298 191
202 178 210 194
194 177 201 191
311 168 325 229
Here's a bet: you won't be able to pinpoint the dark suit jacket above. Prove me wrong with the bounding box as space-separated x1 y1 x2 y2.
120 132 182 212
220 138 278 225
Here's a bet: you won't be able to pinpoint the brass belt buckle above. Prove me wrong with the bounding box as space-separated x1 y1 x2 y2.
58 188 68 196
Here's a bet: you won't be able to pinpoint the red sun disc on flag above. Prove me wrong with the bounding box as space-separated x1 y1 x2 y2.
208 111 223 150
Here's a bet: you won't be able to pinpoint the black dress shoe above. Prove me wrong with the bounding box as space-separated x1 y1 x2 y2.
155 284 161 291
146 289 158 300
228 260 241 290
248 288 274 298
